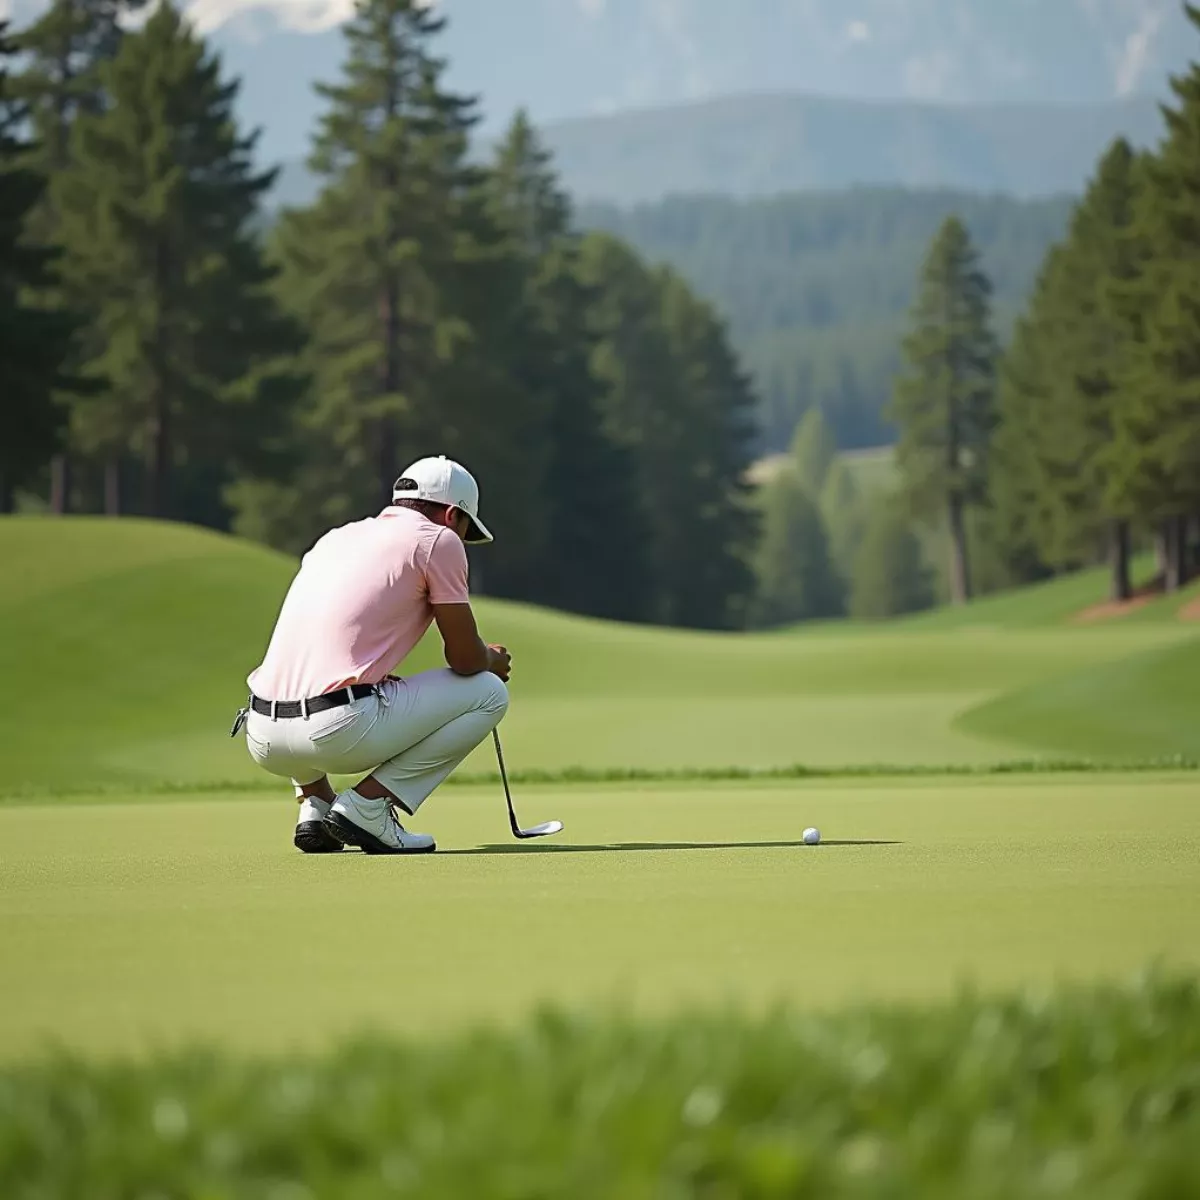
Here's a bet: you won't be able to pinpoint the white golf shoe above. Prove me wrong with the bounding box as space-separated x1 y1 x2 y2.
324 790 436 855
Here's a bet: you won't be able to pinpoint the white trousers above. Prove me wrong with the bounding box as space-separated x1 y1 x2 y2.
244 670 509 814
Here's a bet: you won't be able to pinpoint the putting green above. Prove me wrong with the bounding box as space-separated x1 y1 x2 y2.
2 775 1197 1059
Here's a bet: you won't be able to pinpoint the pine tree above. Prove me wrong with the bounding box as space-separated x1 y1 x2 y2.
889 216 997 604
270 0 482 526
654 267 758 629
582 232 747 626
0 22 77 511
51 2 304 520
819 457 866 584
1107 6 1200 590
12 0 144 512
850 498 935 620
788 406 836 495
481 110 647 620
992 142 1143 601
752 470 845 627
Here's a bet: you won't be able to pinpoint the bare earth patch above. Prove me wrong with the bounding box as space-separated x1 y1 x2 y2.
1072 594 1156 623
1179 596 1200 622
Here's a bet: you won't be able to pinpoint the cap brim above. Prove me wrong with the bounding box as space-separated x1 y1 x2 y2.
464 513 493 545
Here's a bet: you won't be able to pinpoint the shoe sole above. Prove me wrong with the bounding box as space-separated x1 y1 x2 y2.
294 820 344 854
323 811 436 855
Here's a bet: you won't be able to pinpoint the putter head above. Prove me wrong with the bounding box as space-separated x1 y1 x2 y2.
515 819 564 839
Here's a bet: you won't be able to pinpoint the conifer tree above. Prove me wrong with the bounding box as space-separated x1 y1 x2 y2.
52 2 303 519
752 470 844 627
0 22 76 511
890 217 997 604
819 457 866 584
654 268 758 628
1107 6 1200 589
581 237 758 630
13 0 143 511
482 110 647 620
271 0 482 524
850 498 935 620
788 406 836 495
992 141 1143 601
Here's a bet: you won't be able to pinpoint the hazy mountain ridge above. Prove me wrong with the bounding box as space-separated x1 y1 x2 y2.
8 0 1190 165
271 91 1166 208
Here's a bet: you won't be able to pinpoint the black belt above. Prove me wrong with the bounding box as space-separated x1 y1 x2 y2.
251 684 376 719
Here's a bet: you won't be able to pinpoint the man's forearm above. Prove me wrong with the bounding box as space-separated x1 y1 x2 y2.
446 637 491 675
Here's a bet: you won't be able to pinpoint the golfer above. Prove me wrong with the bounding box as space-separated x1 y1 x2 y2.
234 456 510 855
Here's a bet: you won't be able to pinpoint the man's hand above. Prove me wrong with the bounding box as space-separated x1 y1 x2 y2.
487 644 511 682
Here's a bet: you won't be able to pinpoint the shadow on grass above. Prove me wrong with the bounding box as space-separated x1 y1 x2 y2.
442 839 901 855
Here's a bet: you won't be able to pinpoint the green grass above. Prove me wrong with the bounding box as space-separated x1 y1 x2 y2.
2 775 1197 1060
3 974 1198 1199
1 516 1198 794
4 517 1198 1194
960 634 1200 759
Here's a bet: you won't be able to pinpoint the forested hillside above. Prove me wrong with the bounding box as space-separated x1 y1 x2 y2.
580 190 1074 450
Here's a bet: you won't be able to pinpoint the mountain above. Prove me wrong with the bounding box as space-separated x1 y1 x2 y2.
208 0 1194 165
6 0 1189 168
271 90 1166 208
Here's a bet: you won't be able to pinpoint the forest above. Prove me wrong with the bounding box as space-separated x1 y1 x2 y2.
3 0 1198 629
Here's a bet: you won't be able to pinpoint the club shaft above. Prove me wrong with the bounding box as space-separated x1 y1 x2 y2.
493 729 522 835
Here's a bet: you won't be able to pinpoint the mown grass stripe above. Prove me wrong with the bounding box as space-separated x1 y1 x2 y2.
2 755 1197 802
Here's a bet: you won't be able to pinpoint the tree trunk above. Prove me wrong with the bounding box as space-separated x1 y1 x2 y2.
145 403 169 518
1164 516 1186 592
378 279 400 502
1154 522 1170 582
1174 515 1192 588
49 454 71 514
104 459 121 516
946 494 971 605
146 237 171 518
1108 519 1132 602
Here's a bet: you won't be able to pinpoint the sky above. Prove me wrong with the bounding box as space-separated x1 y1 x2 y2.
3 0 1192 162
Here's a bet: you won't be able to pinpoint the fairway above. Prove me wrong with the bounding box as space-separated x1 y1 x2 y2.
2 774 1197 1060
1 518 1199 798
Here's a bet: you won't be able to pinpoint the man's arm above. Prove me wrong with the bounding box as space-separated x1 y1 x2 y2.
433 603 511 681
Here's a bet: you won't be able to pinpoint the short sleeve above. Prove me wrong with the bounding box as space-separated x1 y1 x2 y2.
426 529 470 604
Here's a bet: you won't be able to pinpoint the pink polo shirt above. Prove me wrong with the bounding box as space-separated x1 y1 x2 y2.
247 506 470 701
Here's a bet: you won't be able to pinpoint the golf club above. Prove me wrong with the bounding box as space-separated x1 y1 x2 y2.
493 729 563 839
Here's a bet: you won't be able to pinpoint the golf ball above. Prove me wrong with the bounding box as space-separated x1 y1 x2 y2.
803 827 821 846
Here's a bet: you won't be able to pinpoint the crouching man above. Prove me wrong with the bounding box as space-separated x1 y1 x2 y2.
233 456 510 855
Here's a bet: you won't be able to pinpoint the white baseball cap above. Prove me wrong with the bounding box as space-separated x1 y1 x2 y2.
392 455 493 544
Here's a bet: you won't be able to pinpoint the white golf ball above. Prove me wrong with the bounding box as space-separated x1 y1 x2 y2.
803 827 821 846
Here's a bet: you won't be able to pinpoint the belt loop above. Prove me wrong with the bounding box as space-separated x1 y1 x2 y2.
301 696 309 720
271 699 278 721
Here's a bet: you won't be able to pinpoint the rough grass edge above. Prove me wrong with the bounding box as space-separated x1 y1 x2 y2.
3 755 1198 803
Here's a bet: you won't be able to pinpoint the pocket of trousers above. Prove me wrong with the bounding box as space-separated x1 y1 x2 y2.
245 729 271 765
305 703 377 755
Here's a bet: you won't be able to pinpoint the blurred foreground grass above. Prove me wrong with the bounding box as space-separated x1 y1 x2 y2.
2 973 1197 1199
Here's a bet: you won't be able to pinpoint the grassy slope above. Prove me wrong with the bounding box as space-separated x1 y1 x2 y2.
1 776 1197 1058
1 516 1196 794
960 634 1200 759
